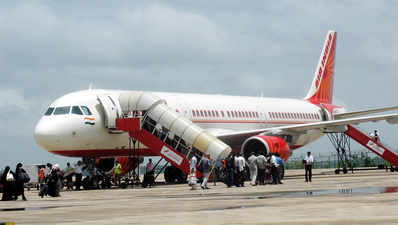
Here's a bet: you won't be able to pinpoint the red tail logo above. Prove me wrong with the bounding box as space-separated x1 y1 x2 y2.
305 31 337 105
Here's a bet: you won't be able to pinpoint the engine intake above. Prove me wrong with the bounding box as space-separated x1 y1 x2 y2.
241 135 291 161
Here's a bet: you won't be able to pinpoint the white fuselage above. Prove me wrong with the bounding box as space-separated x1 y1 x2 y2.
34 89 325 158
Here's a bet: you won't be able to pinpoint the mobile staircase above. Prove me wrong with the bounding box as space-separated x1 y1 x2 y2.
327 124 398 173
113 92 231 176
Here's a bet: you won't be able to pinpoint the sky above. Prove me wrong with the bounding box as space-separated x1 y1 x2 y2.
1 1 398 167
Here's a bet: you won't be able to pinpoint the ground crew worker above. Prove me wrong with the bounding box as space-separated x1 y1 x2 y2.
38 166 46 186
304 151 314 182
146 159 153 174
113 160 122 186
248 152 258 186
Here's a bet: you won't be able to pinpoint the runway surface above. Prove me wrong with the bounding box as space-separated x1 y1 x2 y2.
2 169 398 225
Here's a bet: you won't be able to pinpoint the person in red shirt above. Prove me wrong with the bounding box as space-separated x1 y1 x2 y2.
38 166 46 185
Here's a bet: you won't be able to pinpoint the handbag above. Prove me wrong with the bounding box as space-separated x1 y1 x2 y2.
22 172 30 183
6 171 15 182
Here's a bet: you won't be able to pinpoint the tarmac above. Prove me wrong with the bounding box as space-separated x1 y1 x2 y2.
2 169 398 225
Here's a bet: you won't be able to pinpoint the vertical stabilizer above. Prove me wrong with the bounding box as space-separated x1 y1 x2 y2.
305 30 337 104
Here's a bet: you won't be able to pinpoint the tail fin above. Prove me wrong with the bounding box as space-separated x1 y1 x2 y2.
305 30 337 105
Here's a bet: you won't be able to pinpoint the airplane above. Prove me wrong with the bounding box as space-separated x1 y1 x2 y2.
34 30 398 179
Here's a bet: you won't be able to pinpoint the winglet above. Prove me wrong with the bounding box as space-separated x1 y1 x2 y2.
305 31 337 105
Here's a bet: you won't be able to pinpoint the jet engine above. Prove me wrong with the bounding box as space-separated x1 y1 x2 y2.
241 135 291 161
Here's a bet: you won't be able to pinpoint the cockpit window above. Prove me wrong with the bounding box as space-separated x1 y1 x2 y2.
80 106 92 115
72 106 83 115
44 107 54 116
53 106 71 115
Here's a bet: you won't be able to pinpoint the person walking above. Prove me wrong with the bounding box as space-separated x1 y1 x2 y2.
248 152 258 186
304 151 314 182
15 163 28 201
256 153 266 185
200 154 211 189
188 155 198 188
1 166 16 201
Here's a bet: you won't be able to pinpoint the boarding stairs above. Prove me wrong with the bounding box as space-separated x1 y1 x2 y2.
344 125 398 166
110 92 231 176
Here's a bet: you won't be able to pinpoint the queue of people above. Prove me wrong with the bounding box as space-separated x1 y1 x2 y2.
223 152 284 187
1 163 30 201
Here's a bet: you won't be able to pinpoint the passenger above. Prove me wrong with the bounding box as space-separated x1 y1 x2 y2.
200 154 211 189
15 163 28 201
275 153 284 184
188 155 198 188
113 160 122 186
248 152 258 186
233 153 240 186
63 162 74 191
304 151 314 182
47 164 62 197
74 161 84 191
225 154 235 188
237 153 246 187
256 153 266 185
1 166 16 201
45 163 53 180
270 154 280 185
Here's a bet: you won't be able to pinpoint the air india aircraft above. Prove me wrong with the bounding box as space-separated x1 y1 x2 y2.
34 30 398 177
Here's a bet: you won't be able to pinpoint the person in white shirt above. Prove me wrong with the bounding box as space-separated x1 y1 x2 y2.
270 154 280 184
248 152 258 186
304 151 314 182
189 155 197 187
237 154 246 187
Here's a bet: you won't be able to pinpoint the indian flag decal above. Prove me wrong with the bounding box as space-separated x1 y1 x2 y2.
84 117 95 125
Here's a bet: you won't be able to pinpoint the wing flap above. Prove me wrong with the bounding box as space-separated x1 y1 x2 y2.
334 106 398 120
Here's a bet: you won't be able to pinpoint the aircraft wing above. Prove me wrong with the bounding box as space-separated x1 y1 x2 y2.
334 106 398 120
215 113 398 146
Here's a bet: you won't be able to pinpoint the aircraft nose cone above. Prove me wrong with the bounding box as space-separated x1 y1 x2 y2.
34 118 56 151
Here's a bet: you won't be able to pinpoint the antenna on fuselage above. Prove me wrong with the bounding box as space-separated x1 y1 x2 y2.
88 83 94 91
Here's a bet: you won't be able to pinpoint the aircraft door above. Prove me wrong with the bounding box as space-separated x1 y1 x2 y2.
97 94 121 129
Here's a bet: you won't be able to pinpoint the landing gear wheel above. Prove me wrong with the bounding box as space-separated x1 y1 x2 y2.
335 169 340 174
343 167 348 174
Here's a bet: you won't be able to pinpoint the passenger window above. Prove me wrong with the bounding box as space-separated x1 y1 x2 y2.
53 106 71 115
72 106 83 115
81 106 92 115
44 107 54 116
